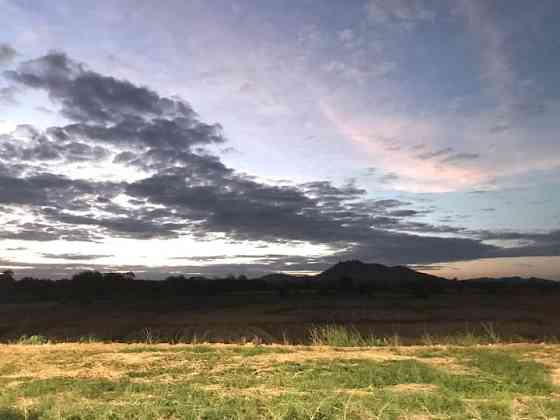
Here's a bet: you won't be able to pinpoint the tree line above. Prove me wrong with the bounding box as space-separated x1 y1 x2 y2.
1 267 558 304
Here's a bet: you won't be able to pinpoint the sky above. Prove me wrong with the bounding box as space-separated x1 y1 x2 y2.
0 0 559 280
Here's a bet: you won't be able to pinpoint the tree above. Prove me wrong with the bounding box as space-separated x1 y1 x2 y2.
0 269 15 286
72 270 103 283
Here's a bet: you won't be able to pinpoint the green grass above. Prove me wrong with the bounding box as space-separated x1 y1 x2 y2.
308 323 511 347
308 325 395 347
0 343 558 419
15 334 49 345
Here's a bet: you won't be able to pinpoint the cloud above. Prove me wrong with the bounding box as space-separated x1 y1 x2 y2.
388 209 420 217
6 52 224 148
0 44 17 65
366 0 436 25
442 153 480 163
40 253 113 260
378 172 399 183
0 51 557 273
457 1 547 126
319 100 492 192
0 86 19 105
416 147 453 160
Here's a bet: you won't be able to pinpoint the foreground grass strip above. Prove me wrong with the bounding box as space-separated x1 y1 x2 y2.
0 343 558 419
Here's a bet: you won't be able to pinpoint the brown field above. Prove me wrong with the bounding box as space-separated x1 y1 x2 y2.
1 292 558 344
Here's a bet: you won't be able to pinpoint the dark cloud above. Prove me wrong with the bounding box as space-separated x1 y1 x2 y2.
0 86 19 105
40 207 188 240
469 230 560 259
416 147 453 160
0 223 101 242
126 166 492 265
388 209 420 217
0 173 119 207
350 199 409 211
0 44 17 65
0 125 112 164
442 153 480 163
6 52 224 146
0 51 556 273
378 172 399 183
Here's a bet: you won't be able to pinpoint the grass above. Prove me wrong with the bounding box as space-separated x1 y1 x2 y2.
5 321 557 347
308 325 398 347
15 335 49 345
0 339 558 419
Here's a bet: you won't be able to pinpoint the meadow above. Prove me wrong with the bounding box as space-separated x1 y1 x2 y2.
1 337 559 419
2 292 560 418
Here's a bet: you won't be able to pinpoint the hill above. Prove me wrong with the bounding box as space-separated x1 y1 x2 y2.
316 260 451 289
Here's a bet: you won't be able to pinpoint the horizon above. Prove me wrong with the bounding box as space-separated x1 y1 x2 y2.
4 258 560 282
1 1 559 280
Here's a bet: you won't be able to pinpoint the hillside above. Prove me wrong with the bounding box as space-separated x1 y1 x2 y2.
316 260 451 288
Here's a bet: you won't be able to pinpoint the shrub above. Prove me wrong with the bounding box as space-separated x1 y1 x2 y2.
17 334 49 345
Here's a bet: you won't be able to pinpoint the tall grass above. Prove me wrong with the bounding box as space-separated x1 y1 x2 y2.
309 322 507 347
308 325 393 347
6 321 547 347
16 335 49 345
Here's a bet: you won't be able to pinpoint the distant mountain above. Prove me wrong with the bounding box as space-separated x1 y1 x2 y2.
317 260 451 289
257 260 558 291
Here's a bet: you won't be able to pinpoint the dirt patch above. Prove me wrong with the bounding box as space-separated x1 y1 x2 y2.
98 351 165 365
201 384 293 398
413 356 472 374
0 344 168 380
551 368 560 386
528 347 560 386
386 383 439 393
250 347 408 365
2 363 126 380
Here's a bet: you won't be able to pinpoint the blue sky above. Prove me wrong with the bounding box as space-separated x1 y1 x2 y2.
0 0 559 279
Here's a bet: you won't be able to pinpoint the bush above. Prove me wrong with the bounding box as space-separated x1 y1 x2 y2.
17 334 49 345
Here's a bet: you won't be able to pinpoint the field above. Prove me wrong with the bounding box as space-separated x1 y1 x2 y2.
2 293 560 418
1 341 560 419
1 292 560 344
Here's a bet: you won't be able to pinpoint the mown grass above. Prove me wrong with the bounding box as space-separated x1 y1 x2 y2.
0 339 559 420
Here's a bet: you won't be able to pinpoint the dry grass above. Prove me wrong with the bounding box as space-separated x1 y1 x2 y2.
0 342 559 419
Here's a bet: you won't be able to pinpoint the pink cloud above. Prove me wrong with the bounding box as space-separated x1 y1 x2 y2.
320 99 492 192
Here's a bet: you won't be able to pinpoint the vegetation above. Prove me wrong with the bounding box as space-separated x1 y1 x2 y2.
0 338 558 419
15 334 49 345
3 261 559 306
309 325 398 347
1 261 558 417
